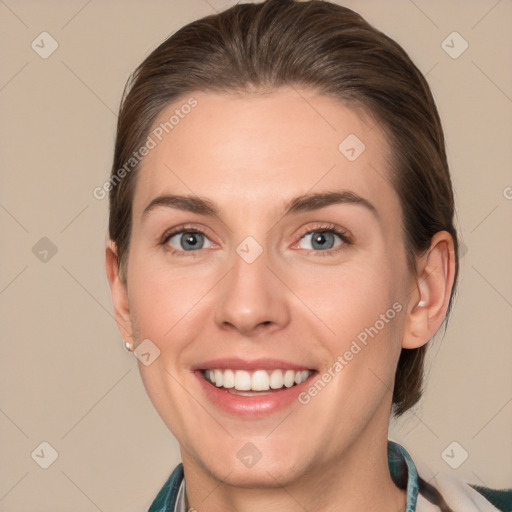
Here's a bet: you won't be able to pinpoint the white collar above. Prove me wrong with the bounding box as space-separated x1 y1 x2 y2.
174 478 186 512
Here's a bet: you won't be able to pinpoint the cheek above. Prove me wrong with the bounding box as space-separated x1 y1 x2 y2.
292 257 405 399
126 246 220 359
301 288 404 442
291 257 401 340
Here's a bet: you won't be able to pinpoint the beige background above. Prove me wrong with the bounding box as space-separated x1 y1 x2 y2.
0 0 511 510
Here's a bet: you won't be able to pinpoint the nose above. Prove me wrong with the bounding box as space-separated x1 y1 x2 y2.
214 246 290 337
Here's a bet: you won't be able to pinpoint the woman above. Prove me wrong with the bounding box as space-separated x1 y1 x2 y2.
105 1 511 510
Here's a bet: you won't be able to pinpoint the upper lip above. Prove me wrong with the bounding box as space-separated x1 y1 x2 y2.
191 358 315 372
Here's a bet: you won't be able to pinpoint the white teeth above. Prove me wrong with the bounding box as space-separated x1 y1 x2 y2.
235 370 252 390
203 368 311 391
295 370 309 384
269 369 284 389
283 369 295 388
223 369 235 388
251 370 270 391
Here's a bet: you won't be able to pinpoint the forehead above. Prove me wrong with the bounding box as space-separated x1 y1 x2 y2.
132 87 398 220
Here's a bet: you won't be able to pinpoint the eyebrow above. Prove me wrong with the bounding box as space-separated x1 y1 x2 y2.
142 190 378 219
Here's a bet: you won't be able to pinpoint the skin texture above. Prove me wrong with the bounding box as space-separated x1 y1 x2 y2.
106 87 456 512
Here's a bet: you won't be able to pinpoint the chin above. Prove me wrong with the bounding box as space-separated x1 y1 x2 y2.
187 435 310 488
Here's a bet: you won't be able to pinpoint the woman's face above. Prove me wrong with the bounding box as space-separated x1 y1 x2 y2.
118 87 417 487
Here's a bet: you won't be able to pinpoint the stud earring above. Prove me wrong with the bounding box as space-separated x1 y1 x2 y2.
417 300 426 308
124 340 134 352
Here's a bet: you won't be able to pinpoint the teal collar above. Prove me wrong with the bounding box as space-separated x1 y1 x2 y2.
388 440 419 512
149 440 419 512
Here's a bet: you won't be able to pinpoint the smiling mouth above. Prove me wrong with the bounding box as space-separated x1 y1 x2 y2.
201 368 314 396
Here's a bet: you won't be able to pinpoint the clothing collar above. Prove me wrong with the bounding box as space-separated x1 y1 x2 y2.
388 440 419 512
148 440 419 512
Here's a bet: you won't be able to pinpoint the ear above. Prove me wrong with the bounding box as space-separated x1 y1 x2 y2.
105 240 133 343
402 231 457 349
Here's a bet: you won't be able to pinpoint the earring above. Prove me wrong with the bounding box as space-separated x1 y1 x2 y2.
124 340 134 352
417 300 426 308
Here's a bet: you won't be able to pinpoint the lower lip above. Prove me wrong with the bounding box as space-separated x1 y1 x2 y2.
194 371 316 417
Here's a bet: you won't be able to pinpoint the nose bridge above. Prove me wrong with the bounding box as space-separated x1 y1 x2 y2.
214 236 289 334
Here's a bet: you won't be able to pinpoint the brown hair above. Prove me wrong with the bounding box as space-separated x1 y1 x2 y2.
109 0 458 421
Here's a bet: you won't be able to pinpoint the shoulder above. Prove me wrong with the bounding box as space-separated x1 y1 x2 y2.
468 485 512 512
388 440 511 512
421 472 512 512
148 463 184 512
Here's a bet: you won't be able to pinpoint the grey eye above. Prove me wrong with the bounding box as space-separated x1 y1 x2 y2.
298 231 342 250
167 231 212 251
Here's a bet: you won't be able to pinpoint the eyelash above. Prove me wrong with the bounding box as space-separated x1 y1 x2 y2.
160 223 352 258
160 225 209 258
295 223 352 257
